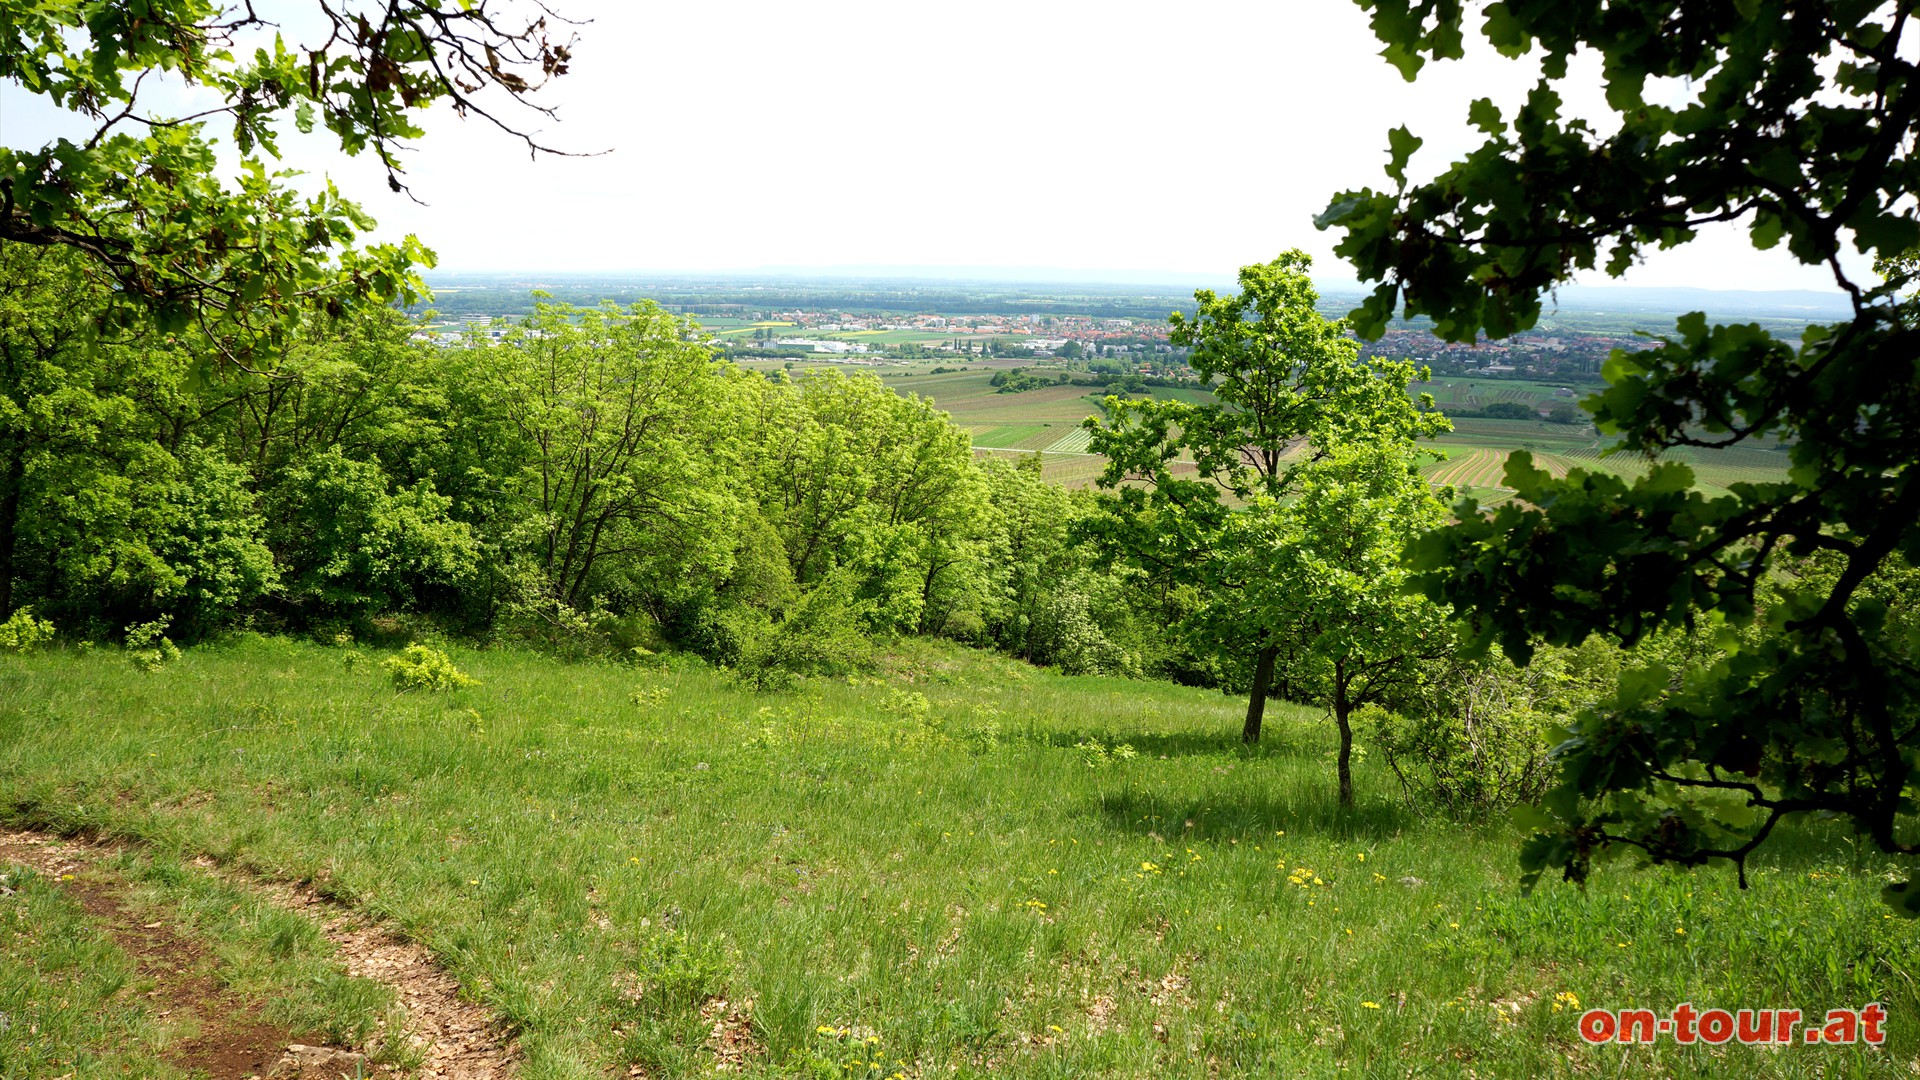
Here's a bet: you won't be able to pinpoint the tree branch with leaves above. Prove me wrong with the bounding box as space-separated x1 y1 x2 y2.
1323 0 1920 911
0 0 580 348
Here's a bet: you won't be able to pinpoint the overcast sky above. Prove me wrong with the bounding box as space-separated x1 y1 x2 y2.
1 0 1874 291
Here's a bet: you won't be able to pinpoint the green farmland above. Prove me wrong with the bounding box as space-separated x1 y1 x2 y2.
870 369 1795 502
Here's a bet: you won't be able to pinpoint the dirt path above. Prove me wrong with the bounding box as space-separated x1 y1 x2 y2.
263 873 519 1079
0 830 518 1079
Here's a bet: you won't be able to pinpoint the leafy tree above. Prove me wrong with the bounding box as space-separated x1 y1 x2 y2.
749 370 979 635
1223 442 1453 803
150 445 279 637
213 307 447 479
1479 401 1535 420
967 454 1160 675
1084 251 1448 743
1322 1 1920 905
263 449 475 621
0 245 275 633
1 0 575 340
444 301 747 620
976 454 1080 660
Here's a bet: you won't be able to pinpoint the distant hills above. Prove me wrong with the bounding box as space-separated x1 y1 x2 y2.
421 268 1861 324
1313 282 1856 321
1545 284 1854 319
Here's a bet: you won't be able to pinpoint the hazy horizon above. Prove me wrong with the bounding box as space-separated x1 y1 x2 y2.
1 0 1879 296
416 265 1861 317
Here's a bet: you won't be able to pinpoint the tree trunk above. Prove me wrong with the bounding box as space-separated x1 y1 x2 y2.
1335 664 1354 807
1243 644 1278 744
0 445 23 617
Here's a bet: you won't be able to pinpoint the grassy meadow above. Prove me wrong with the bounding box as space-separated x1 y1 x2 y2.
0 834 411 1078
1 637 1913 1078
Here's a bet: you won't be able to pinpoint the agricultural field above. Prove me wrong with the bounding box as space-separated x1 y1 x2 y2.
890 369 1795 506
1422 440 1793 507
702 319 798 339
969 426 1063 452
1428 417 1591 452
1045 427 1096 454
883 370 1206 437
975 448 1112 488
1 638 1912 1078
1412 379 1589 411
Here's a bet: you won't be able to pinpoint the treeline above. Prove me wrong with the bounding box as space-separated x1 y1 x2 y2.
990 368 1199 394
0 248 1194 686
1441 400 1582 423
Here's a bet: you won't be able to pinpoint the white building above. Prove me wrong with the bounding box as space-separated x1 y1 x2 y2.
776 338 870 354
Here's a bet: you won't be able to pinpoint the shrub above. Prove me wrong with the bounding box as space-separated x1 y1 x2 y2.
1027 586 1133 676
266 451 479 621
382 644 477 692
1074 737 1137 768
703 578 872 692
125 616 181 672
1371 642 1618 814
152 444 279 636
0 608 54 654
1369 698 1553 815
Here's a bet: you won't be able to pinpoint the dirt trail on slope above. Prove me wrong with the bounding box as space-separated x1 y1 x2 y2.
261 870 519 1079
0 830 519 1079
0 831 298 1078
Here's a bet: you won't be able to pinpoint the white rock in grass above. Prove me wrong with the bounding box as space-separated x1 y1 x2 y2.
271 1044 367 1079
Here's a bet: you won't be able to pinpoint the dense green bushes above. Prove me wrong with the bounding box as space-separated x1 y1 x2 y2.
0 254 1185 686
1369 642 1617 814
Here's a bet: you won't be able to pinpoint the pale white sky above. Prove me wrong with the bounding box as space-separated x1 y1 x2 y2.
0 0 1874 291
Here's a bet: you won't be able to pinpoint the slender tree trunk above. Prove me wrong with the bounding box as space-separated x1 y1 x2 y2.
1335 662 1354 807
916 556 942 635
0 445 23 617
1243 644 1278 744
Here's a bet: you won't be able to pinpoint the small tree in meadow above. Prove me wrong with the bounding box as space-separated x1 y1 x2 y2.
1232 442 1455 805
1083 250 1449 745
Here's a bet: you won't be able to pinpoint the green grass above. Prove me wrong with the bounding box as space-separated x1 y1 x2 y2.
2 638 1912 1078
0 836 410 1077
0 867 180 1078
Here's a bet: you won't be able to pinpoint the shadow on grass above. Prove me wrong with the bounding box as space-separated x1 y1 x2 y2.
1723 813 1911 876
1093 784 1418 845
1033 727 1321 761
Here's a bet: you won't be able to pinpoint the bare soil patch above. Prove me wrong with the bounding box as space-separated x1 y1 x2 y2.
0 830 519 1079
0 831 298 1079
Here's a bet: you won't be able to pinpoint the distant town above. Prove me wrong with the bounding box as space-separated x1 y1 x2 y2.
405 272 1851 387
